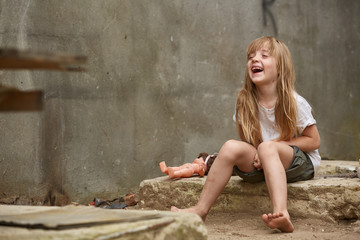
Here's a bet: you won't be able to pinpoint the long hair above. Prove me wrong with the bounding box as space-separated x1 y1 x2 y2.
235 36 298 146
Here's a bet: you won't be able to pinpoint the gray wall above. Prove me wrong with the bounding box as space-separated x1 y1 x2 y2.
0 0 359 204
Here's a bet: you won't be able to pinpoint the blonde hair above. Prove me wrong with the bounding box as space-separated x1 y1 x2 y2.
235 36 298 146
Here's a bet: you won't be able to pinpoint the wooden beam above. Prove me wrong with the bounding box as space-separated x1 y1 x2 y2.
0 48 87 71
0 85 43 111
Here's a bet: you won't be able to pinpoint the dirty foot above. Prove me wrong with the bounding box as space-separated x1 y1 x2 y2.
170 206 207 221
262 212 294 233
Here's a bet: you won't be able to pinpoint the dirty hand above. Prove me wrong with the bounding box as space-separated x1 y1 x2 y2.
253 153 262 171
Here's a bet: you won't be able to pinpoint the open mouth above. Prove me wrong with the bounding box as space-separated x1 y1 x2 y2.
251 66 263 73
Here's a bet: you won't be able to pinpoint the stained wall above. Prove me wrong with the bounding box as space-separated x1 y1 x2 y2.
0 0 358 204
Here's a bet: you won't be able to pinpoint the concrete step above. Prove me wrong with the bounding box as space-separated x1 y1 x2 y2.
0 205 207 240
139 160 360 222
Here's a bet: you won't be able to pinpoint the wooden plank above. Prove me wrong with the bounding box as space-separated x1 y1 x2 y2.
0 48 87 71
0 85 42 111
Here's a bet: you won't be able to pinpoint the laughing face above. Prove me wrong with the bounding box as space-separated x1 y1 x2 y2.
247 46 278 86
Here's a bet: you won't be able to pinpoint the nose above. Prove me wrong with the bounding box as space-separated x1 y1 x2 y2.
251 54 260 62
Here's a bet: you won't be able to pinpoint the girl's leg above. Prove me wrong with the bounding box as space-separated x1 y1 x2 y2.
171 140 256 220
257 141 294 232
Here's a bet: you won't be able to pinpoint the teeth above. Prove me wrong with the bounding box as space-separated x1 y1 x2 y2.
251 66 263 73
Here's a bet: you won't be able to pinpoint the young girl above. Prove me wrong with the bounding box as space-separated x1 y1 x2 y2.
171 36 321 233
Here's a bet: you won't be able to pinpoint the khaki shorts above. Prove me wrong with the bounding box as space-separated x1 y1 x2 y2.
233 146 314 183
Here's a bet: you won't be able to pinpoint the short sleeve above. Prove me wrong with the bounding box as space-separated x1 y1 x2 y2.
233 104 240 123
295 94 316 134
233 113 239 123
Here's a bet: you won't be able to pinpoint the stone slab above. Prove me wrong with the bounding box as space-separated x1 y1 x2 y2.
139 161 360 222
0 205 207 240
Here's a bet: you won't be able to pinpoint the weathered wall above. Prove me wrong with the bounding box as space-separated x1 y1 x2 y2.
0 0 359 204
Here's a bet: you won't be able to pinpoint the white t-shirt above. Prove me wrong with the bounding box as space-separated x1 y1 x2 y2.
234 93 321 173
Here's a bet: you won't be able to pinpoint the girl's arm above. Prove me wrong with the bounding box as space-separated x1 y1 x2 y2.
238 124 260 148
280 124 320 152
239 125 262 169
238 125 247 142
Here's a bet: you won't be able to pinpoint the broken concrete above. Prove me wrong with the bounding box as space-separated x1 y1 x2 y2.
139 161 360 222
0 205 207 240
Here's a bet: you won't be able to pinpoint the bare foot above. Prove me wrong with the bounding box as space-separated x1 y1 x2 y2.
170 206 207 221
262 212 294 233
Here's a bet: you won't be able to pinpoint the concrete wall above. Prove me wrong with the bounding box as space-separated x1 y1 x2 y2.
0 0 359 204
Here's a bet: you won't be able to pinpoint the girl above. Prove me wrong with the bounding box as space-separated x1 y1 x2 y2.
171 36 321 233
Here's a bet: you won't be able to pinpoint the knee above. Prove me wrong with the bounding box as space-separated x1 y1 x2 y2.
220 140 248 163
257 141 278 156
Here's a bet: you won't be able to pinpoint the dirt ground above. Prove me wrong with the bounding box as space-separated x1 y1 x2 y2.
205 211 360 240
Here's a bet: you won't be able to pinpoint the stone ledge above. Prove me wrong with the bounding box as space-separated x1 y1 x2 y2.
139 161 360 222
0 205 207 240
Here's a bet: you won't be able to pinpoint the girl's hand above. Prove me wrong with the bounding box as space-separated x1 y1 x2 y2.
253 153 262 170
